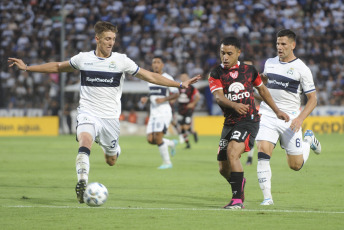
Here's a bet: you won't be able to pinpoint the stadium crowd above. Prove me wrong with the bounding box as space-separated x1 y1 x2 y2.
1 0 344 114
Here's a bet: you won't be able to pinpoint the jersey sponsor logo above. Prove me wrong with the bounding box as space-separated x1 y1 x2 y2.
225 82 250 101
267 79 289 88
86 77 114 83
229 71 238 79
149 86 167 96
266 73 299 93
178 93 190 103
80 70 122 87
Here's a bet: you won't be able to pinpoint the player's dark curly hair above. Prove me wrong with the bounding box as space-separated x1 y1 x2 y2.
153 56 165 63
220 37 241 50
277 29 296 41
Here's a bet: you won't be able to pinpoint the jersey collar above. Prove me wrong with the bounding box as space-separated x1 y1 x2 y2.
279 57 298 64
221 61 240 70
93 50 112 60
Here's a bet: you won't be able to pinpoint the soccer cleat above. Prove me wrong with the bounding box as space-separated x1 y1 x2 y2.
223 198 244 209
241 177 246 202
75 179 87 203
260 198 274 205
157 163 173 169
171 139 178 157
304 130 321 154
193 132 198 143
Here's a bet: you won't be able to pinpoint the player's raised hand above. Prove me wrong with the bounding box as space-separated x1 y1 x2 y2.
233 103 249 115
276 110 290 122
8 58 27 71
180 75 201 89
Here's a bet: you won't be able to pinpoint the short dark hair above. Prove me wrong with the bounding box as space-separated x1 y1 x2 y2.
220 37 241 50
94 21 118 36
153 56 164 63
277 29 296 41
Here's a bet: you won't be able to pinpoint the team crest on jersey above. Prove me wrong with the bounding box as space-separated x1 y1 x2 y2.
229 71 238 79
287 68 294 76
109 62 116 70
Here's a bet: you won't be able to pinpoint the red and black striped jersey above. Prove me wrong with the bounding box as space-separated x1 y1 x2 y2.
177 85 199 115
208 62 262 125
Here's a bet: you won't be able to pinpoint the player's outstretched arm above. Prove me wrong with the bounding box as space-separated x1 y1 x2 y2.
212 89 249 115
136 68 201 88
256 84 290 122
8 58 74 73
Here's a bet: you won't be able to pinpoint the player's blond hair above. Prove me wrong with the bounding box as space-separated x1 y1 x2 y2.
94 21 118 37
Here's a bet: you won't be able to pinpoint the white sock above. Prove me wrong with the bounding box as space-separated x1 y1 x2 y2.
76 153 89 183
158 142 171 165
257 159 272 200
163 138 175 148
247 148 254 157
302 140 311 164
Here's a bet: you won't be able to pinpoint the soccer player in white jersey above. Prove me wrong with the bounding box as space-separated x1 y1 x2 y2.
255 29 321 206
141 56 179 169
8 21 200 203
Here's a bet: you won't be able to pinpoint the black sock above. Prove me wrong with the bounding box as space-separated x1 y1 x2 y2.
79 147 90 156
258 152 270 160
230 172 244 199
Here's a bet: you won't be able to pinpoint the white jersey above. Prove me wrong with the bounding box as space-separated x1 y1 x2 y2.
70 51 139 119
147 73 179 117
259 56 315 118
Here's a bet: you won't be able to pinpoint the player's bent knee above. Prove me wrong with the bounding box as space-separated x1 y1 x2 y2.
105 155 117 166
106 158 116 166
289 162 303 171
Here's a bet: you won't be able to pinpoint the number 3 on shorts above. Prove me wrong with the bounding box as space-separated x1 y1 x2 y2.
111 139 117 149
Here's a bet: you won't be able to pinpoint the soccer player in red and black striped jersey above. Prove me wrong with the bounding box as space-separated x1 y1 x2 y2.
208 37 289 209
177 73 200 149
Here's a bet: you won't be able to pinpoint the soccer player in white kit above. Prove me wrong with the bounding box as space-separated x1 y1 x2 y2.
141 56 179 169
8 21 200 203
255 29 322 206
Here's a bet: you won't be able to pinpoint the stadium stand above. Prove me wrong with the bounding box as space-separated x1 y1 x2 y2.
1 0 343 113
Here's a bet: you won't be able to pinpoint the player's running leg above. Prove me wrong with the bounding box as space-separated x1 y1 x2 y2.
158 141 172 169
75 124 94 203
246 148 254 165
163 138 178 157
257 151 273 205
75 146 90 203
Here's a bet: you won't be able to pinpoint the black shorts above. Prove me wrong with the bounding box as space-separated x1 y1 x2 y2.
217 120 259 161
177 110 193 126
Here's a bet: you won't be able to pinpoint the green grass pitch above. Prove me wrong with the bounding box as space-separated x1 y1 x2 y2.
0 133 343 229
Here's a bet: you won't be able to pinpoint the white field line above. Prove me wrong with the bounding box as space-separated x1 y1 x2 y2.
1 205 344 214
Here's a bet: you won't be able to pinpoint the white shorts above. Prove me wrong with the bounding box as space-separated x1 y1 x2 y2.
146 114 172 134
256 114 304 155
76 113 121 156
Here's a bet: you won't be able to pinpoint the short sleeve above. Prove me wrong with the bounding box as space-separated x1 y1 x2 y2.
301 67 315 94
208 69 223 93
122 55 139 75
69 52 82 70
253 73 263 87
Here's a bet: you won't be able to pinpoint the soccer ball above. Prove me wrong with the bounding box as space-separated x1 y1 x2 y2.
83 182 108 207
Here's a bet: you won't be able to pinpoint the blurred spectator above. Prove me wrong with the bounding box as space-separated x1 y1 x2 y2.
1 0 344 112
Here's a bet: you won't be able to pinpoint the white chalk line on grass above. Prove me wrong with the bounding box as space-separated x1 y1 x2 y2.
2 205 344 214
